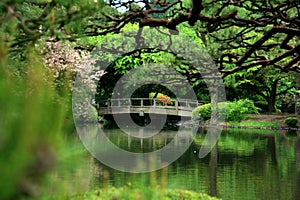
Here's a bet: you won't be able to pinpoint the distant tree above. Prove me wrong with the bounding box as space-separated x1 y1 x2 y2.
224 65 296 112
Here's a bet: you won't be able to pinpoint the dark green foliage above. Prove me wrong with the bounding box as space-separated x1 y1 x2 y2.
254 101 269 113
284 117 298 128
224 66 296 113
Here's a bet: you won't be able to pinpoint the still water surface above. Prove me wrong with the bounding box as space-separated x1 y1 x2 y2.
79 127 300 200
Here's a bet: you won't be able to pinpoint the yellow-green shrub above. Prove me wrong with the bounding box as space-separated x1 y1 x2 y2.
192 99 261 122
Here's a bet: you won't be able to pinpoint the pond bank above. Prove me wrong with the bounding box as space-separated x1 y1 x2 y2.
186 114 300 130
200 125 300 131
225 114 300 130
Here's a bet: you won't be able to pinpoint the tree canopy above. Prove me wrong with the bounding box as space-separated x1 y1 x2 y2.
1 0 299 112
99 0 300 75
1 0 299 73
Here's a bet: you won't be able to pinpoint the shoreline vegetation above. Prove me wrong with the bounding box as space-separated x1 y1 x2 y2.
191 99 299 131
196 114 300 131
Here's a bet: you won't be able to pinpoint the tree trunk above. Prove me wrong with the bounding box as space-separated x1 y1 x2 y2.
267 79 279 113
211 86 218 125
295 73 300 115
267 96 276 113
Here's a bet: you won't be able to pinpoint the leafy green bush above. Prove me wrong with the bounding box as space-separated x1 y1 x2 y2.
192 103 212 120
192 99 261 122
226 99 261 122
284 117 298 127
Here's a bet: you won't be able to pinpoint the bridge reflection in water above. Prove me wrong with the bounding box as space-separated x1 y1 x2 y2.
96 128 194 151
97 98 203 117
77 124 198 172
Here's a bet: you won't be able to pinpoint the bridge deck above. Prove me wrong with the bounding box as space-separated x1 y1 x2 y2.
97 98 202 117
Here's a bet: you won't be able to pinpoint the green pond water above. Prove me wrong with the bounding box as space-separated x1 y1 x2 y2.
75 126 300 200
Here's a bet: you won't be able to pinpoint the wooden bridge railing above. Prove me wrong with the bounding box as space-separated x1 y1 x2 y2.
97 98 202 110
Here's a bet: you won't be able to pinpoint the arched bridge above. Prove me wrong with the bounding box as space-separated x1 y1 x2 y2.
97 98 203 117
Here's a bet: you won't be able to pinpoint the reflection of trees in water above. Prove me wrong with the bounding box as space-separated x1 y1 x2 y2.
294 135 300 199
209 142 217 197
88 128 299 199
267 135 278 165
100 128 192 152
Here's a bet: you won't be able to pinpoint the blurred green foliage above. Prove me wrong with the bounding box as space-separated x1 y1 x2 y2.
0 34 75 199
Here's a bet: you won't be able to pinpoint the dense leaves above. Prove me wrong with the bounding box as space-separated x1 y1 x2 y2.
1 0 299 112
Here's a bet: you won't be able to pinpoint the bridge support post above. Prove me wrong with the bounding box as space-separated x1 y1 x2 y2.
128 134 131 149
139 110 144 117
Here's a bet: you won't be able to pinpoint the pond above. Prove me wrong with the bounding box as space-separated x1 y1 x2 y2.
75 126 300 200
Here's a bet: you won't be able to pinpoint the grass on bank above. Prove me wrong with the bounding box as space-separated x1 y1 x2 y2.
71 187 220 200
223 128 278 135
229 120 279 128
